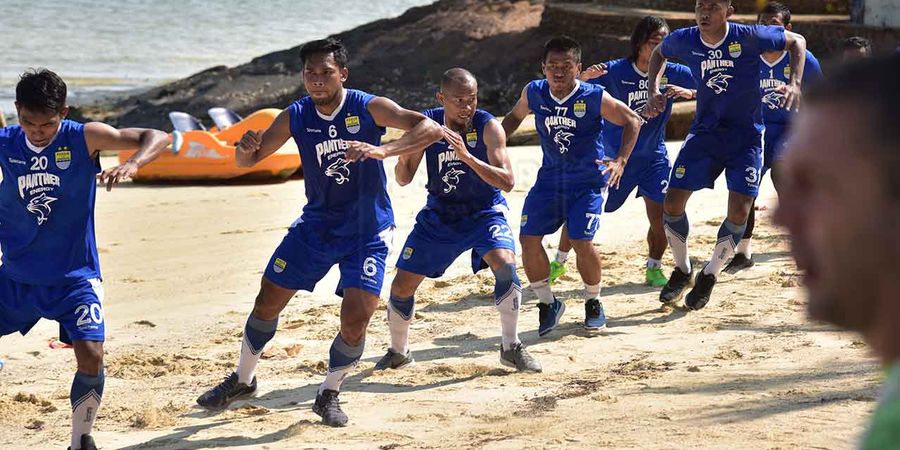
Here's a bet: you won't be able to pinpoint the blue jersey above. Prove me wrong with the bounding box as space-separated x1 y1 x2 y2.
759 49 823 126
590 58 695 160
421 108 504 220
661 22 786 134
0 120 101 285
287 89 394 237
526 79 607 189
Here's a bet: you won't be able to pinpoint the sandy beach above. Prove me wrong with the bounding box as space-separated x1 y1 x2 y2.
0 145 882 449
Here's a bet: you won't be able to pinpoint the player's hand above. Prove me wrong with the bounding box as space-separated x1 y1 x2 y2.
236 130 262 155
644 91 667 118
97 160 138 192
345 140 386 161
442 126 471 160
579 63 608 81
597 157 627 189
665 85 694 100
779 82 802 111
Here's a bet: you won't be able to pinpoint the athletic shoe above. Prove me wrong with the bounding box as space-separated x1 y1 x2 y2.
313 389 348 427
537 297 566 336
723 253 755 274
196 372 257 410
583 298 607 330
685 270 717 311
549 261 567 285
659 267 692 305
68 435 97 450
499 343 542 372
373 348 415 371
645 267 668 287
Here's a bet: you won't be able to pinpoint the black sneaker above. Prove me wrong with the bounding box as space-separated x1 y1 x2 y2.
723 253 755 274
660 267 692 305
583 298 607 330
197 372 257 410
499 343 542 372
373 348 415 371
685 270 717 310
313 389 348 427
68 434 97 450
537 297 566 336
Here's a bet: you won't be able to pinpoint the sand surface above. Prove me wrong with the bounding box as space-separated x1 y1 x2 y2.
0 145 881 449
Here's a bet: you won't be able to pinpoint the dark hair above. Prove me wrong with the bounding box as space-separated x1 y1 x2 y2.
300 38 349 68
16 69 67 113
807 54 900 196
441 68 477 90
543 36 582 63
842 36 871 53
760 2 791 26
629 16 669 62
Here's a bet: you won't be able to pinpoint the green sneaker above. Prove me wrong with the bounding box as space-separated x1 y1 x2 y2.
549 261 567 285
645 267 668 287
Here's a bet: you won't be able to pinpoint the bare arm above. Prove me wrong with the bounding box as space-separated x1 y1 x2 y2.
781 30 807 111
84 122 171 191
344 97 442 162
599 91 643 188
500 85 530 139
395 150 425 186
443 119 514 192
235 108 292 168
645 44 669 118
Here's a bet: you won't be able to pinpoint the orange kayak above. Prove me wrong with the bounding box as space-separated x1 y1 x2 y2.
118 108 301 181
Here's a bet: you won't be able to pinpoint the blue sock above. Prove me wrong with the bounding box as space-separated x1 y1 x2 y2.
71 370 104 449
236 314 278 383
321 333 365 392
492 263 522 349
663 213 691 273
388 294 415 321
705 219 747 276
492 263 520 306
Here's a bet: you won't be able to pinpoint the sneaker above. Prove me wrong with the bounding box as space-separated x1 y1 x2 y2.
685 270 717 311
373 348 415 371
659 267 692 305
723 253 755 274
537 297 566 336
645 267 668 287
549 261 567 285
196 372 257 410
583 298 607 330
313 389 348 427
499 343 542 372
68 435 97 450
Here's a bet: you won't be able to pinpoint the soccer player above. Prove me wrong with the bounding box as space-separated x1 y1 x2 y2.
725 1 824 273
643 0 807 309
195 38 442 428
374 68 541 373
0 69 171 450
551 16 697 288
502 36 643 335
775 54 900 450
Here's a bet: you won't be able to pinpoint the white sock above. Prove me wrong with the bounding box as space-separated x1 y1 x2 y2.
703 220 746 276
70 371 103 450
647 258 662 270
387 302 413 354
530 278 554 304
585 283 601 300
664 214 692 273
736 238 752 258
237 336 262 384
554 250 569 264
319 334 364 394
236 315 278 384
495 282 522 351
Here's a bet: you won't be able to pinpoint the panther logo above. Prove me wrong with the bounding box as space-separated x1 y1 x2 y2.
26 193 58 225
553 131 575 154
325 158 351 184
441 168 466 193
706 72 733 95
762 91 784 110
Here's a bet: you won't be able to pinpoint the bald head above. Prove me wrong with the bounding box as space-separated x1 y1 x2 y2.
441 68 477 92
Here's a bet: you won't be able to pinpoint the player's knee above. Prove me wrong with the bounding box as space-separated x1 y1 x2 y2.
390 275 418 299
75 342 104 375
339 321 368 345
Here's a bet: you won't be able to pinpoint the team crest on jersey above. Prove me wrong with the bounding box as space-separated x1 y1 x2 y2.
783 65 791 78
442 167 465 193
345 115 361 134
26 193 58 225
553 131 574 154
573 100 587 118
706 72 732 95
520 214 528 225
674 165 686 179
660 75 669 89
273 257 287 273
55 147 72 170
325 158 351 184
466 131 478 148
728 41 742 58
402 247 414 260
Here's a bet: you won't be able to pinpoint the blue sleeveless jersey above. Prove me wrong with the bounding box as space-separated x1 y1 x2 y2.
526 79 607 189
759 49 823 126
287 89 394 237
589 59 695 160
661 22 786 134
0 120 101 285
421 108 504 220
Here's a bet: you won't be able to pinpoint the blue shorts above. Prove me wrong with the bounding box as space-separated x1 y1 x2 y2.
669 129 764 198
521 183 607 241
605 156 671 213
264 221 393 297
397 203 515 278
0 274 105 342
762 123 788 174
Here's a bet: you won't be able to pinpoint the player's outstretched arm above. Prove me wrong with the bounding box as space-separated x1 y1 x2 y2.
84 122 171 191
599 91 643 189
781 30 808 111
395 150 425 186
345 97 442 162
500 85 530 139
578 63 608 81
645 45 669 118
235 108 292 168
445 119 514 192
